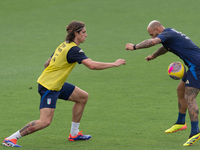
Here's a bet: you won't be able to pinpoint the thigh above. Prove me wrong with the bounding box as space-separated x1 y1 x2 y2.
185 86 200 100
40 108 55 120
177 80 185 91
177 80 185 99
68 86 88 103
40 108 55 123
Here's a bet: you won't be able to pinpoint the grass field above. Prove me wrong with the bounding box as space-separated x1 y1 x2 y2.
1 0 200 149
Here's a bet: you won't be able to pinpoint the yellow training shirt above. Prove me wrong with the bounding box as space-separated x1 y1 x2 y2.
37 42 78 91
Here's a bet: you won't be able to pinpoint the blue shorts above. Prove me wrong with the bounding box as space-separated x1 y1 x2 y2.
38 82 75 109
182 66 200 89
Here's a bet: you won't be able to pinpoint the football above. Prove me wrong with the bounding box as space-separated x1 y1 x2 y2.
168 62 186 80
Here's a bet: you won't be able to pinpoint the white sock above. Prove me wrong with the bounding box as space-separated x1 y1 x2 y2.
70 122 80 136
7 131 22 140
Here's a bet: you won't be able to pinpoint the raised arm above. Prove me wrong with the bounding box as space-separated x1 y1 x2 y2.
81 58 126 70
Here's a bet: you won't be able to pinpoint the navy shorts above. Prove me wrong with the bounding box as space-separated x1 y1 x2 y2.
38 82 75 109
182 66 200 89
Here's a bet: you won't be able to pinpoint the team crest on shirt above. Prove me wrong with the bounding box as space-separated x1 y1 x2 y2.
79 49 84 53
47 98 51 105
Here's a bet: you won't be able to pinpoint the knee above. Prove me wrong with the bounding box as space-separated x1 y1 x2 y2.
81 92 89 104
40 119 52 129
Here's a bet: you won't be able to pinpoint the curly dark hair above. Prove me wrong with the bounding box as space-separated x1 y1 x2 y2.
65 21 85 43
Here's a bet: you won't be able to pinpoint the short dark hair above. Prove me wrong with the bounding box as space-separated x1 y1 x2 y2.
65 21 85 43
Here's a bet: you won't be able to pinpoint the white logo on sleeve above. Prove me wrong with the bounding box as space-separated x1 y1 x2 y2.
79 49 84 53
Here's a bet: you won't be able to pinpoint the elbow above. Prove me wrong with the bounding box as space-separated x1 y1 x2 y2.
88 65 96 70
44 64 47 68
82 59 98 70
44 58 51 68
86 63 98 70
44 62 49 68
152 40 158 46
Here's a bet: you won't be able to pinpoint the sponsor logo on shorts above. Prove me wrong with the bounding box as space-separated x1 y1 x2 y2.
47 98 51 105
186 80 189 84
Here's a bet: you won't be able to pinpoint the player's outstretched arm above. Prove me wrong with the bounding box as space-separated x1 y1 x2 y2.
145 46 168 61
125 37 162 50
82 58 126 70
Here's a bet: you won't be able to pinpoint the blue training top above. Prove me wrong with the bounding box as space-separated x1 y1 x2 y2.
157 28 200 68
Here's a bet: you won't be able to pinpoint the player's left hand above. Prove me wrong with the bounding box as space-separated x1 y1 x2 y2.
145 55 155 61
114 59 126 67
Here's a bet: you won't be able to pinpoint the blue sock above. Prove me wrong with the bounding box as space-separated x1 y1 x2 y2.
175 112 186 124
191 121 199 135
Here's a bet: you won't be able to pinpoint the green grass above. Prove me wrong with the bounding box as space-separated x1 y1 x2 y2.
1 0 200 149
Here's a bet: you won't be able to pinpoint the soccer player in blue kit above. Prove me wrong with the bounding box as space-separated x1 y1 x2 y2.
125 20 200 146
2 21 126 147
